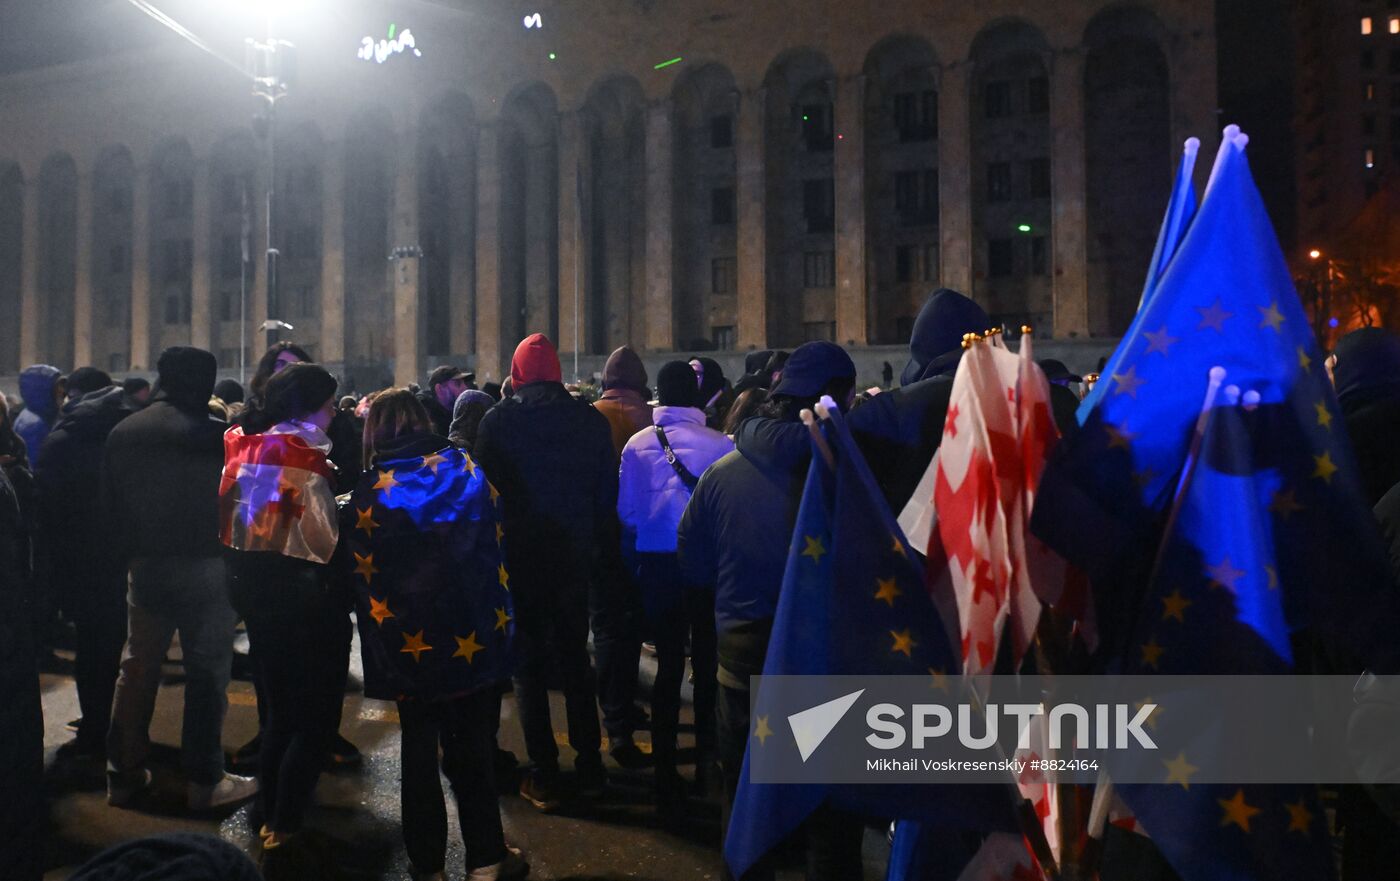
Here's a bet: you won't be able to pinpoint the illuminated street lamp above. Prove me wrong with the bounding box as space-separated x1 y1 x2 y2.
1309 249 1322 260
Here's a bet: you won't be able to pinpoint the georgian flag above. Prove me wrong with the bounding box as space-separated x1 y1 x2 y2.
219 424 340 564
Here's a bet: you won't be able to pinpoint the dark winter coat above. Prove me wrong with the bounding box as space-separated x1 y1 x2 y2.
415 388 455 438
474 381 619 601
103 394 227 561
1334 329 1400 507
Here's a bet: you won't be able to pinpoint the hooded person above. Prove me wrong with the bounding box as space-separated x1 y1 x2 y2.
594 346 654 456
14 364 64 465
618 361 732 812
66 367 114 406
103 347 256 811
690 356 732 430
213 378 245 406
474 333 616 809
448 389 496 455
1332 327 1400 506
677 340 864 880
35 372 143 759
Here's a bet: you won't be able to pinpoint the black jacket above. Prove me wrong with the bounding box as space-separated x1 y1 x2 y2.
103 395 227 561
415 389 454 438
1342 390 1400 508
474 381 618 596
34 387 140 563
678 415 810 688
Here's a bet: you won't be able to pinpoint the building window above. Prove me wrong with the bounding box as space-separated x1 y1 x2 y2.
802 321 835 342
292 284 315 317
896 244 914 283
288 225 319 260
987 162 1013 202
1366 115 1379 137
108 352 126 372
162 239 191 285
895 316 914 342
801 103 833 152
106 294 124 324
893 90 937 142
1390 16 1399 34
1366 148 1377 168
1030 236 1048 276
711 256 735 294
162 179 192 220
1366 81 1378 101
894 169 938 226
108 243 127 275
710 115 733 149
1364 49 1376 70
712 326 736 350
220 234 242 279
1028 157 1051 199
219 348 239 367
923 243 939 282
1027 76 1050 114
220 174 242 213
803 250 835 288
1363 16 1374 35
988 238 1014 278
711 186 735 225
984 81 1012 118
1391 48 1400 74
802 178 835 234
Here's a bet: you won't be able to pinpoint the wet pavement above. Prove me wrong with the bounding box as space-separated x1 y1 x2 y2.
37 626 891 880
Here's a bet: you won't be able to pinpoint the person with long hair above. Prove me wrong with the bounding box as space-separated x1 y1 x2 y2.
219 363 342 871
350 389 527 881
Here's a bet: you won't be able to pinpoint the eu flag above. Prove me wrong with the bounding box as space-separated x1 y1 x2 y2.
724 404 1012 879
348 445 515 703
1136 137 1200 317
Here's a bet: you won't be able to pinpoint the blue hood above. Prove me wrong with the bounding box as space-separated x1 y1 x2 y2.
900 289 991 386
19 364 62 424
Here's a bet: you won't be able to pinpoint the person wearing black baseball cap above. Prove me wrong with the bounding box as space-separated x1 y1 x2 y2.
678 340 863 879
417 366 475 437
1038 358 1084 438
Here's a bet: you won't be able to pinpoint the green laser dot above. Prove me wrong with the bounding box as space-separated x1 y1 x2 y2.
1017 224 1032 233
388 23 396 39
654 57 683 70
549 52 557 60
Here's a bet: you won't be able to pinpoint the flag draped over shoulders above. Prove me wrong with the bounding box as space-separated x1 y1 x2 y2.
219 422 339 565
348 442 513 703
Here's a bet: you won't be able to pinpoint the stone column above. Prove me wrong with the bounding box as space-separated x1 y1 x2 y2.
129 166 153 371
72 170 95 367
448 144 475 358
1049 49 1089 339
524 140 556 342
735 87 767 351
833 74 868 347
556 111 589 368
18 170 40 368
189 158 213 352
938 63 973 296
644 99 675 352
319 140 346 367
475 123 504 384
391 142 422 387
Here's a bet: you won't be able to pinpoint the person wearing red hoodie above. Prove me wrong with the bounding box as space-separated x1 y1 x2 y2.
474 334 618 810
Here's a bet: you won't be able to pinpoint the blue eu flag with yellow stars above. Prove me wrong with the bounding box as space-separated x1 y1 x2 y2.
348 443 515 703
724 404 1012 879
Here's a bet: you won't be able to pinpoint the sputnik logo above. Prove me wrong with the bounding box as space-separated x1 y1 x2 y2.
787 689 865 762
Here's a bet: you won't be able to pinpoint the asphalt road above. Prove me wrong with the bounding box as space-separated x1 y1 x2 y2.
37 624 892 880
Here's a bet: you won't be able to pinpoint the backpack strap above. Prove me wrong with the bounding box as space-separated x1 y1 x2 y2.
653 424 700 492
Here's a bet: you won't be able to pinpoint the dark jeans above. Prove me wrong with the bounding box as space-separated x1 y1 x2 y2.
58 568 128 752
512 582 602 775
590 569 642 742
230 555 343 832
637 553 716 776
716 684 863 881
399 690 507 873
107 557 236 785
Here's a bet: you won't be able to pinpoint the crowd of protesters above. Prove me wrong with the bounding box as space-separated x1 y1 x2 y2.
4 286 1400 881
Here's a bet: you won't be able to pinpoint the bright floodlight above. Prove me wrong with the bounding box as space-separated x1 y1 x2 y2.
1309 249 1322 260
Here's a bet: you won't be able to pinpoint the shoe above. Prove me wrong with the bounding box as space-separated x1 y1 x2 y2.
188 773 258 810
65 717 81 733
326 733 362 768
468 846 529 881
230 734 260 771
641 642 657 656
609 738 649 770
519 771 561 811
628 703 651 731
575 758 607 797
107 767 153 807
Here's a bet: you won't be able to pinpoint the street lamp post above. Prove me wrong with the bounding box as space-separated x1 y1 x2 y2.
245 27 295 353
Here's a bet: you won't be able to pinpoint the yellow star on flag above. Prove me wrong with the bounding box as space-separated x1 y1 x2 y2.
1207 557 1246 592
1196 300 1234 332
1111 365 1146 398
1269 488 1303 520
1143 325 1179 356
1256 300 1285 332
1266 566 1278 590
368 595 394 625
453 632 485 663
890 629 917 658
498 564 510 590
1136 697 1161 730
1163 751 1198 789
1313 450 1337 483
1218 788 1261 832
356 507 380 536
874 578 902 607
401 629 433 662
892 534 906 556
1140 638 1164 669
1285 798 1314 834
495 523 504 543
374 469 400 498
494 606 512 631
928 667 949 692
420 453 448 474
462 454 476 475
1315 402 1332 430
1297 346 1312 371
489 482 500 502
354 552 379 585
1161 589 1192 623
1132 469 1156 491
801 535 827 564
754 715 773 745
1105 423 1136 450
